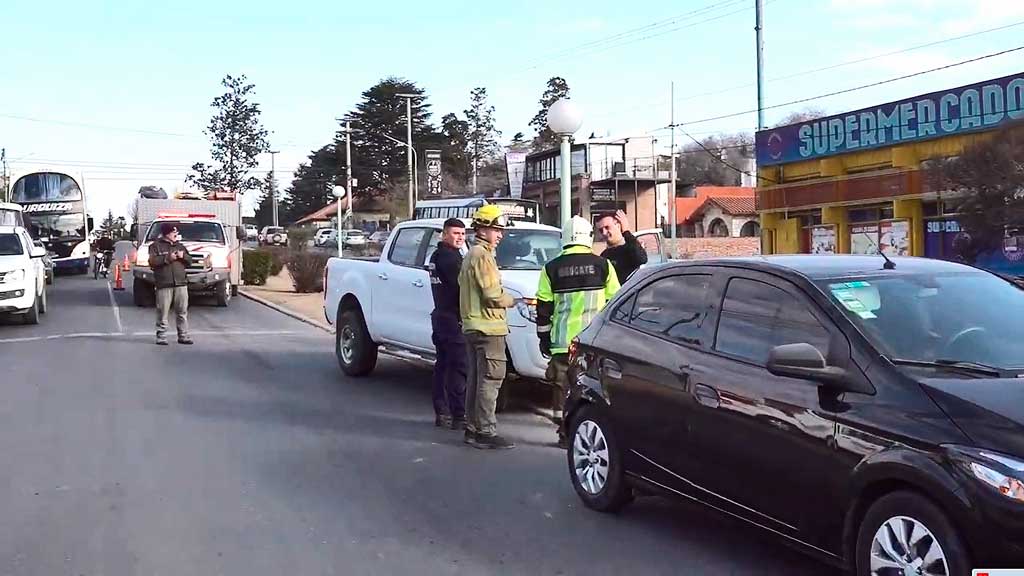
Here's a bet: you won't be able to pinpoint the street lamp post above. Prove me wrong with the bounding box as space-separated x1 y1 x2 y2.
268 150 280 226
333 185 347 258
546 99 583 229
381 133 418 206
397 93 417 220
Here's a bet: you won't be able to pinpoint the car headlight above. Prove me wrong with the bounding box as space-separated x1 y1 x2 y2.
136 247 150 267
947 445 1024 503
516 298 538 323
2 269 25 283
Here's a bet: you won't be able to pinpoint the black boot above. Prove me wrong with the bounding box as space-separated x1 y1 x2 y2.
474 434 515 450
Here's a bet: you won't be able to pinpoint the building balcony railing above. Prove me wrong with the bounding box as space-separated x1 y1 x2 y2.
591 158 672 181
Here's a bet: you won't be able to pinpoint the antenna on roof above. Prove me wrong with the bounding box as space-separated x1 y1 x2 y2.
860 232 896 270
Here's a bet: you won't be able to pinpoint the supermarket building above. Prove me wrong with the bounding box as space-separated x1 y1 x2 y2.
754 71 1024 273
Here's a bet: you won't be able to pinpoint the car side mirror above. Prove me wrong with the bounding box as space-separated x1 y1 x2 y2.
767 343 871 394
236 226 247 241
30 246 47 259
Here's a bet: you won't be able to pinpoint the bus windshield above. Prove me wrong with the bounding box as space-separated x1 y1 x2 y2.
28 213 87 241
12 172 83 202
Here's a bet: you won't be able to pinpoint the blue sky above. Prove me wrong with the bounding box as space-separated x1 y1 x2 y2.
2 0 1022 218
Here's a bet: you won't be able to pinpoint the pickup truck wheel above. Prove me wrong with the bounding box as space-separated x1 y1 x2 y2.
337 307 377 377
215 280 231 307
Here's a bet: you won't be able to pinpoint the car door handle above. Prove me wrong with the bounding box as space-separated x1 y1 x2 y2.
694 383 721 409
602 359 623 380
378 273 388 280
412 279 424 287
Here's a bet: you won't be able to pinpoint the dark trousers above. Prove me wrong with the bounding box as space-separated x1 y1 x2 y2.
431 312 467 419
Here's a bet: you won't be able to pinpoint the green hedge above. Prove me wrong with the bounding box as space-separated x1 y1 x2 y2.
242 250 274 286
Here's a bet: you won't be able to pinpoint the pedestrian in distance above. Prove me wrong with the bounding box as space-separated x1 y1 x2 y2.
148 223 193 346
537 216 620 448
428 218 468 430
595 210 648 282
459 205 517 450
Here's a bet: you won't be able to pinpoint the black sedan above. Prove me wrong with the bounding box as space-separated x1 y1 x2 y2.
563 255 1024 575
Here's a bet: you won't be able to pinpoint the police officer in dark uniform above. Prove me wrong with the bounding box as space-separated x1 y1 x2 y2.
428 218 469 429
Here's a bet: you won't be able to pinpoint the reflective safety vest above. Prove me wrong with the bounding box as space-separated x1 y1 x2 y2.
536 245 620 354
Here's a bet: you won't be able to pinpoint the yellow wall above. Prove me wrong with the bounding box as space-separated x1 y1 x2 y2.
893 199 924 257
821 206 850 254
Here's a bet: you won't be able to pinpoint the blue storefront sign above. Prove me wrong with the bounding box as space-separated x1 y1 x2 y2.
756 72 1024 166
925 218 1024 277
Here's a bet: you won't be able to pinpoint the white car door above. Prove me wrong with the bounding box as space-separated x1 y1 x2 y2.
372 226 435 352
18 230 42 298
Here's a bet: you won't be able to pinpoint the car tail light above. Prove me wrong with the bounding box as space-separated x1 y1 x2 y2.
568 338 579 364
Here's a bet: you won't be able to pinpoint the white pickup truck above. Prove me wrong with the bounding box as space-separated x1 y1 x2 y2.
323 218 666 388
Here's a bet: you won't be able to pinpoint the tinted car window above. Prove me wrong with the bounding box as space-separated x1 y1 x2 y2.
0 233 24 255
625 274 711 346
389 228 429 267
715 277 830 365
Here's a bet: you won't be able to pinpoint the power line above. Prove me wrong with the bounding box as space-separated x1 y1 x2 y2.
592 20 1024 121
675 44 1024 127
520 0 747 68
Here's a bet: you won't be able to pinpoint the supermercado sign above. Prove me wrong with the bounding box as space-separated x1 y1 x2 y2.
756 72 1024 166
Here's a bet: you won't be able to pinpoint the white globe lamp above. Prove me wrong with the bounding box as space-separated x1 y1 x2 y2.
547 99 583 135
546 98 583 228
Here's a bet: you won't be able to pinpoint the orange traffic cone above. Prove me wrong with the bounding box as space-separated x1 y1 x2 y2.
123 254 131 272
112 260 125 291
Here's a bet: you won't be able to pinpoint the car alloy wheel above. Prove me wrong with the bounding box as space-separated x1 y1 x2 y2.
573 419 610 495
869 515 949 576
339 324 356 364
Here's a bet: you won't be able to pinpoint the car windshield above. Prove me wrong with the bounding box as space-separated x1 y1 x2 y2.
466 229 562 270
0 233 24 256
27 213 87 241
147 221 225 243
816 271 1024 370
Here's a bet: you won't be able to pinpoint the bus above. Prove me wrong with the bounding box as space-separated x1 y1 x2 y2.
9 167 92 274
413 197 540 224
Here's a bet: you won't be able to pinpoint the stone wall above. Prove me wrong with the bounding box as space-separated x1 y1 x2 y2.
669 237 761 259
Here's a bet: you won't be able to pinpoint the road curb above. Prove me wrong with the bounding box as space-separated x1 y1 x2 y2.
238 289 334 334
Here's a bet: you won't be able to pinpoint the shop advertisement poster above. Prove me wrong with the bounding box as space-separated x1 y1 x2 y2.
851 224 880 255
879 219 910 257
810 225 837 254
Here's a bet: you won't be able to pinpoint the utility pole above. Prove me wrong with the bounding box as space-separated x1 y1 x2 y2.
345 120 353 239
669 82 677 258
397 93 416 220
269 150 280 226
755 0 766 130
1 148 8 203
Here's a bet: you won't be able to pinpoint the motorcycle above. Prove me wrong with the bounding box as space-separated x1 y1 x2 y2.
94 250 113 279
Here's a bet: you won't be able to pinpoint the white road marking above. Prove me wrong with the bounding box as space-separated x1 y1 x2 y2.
106 281 124 334
0 329 306 345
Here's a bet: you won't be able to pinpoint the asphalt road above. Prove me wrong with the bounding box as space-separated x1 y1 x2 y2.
0 274 828 576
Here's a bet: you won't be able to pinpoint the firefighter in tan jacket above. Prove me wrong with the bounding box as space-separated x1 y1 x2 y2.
459 205 516 450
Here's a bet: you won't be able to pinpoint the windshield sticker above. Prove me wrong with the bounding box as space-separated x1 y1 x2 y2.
830 285 877 319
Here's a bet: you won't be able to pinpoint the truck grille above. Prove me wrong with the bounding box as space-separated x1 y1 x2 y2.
188 253 212 272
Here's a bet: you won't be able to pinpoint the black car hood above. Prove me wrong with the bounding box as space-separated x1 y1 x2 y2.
921 378 1024 456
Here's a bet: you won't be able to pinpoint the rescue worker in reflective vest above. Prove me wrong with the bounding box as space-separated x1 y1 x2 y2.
537 216 620 447
459 205 517 450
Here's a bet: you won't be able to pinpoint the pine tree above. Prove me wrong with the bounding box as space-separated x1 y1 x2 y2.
188 74 270 196
464 87 501 195
528 77 570 151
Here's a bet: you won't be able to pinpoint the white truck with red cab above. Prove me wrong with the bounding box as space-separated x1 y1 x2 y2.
130 197 246 307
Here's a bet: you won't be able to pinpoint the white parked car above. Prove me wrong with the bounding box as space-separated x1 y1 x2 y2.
314 228 337 247
0 225 48 324
259 226 288 247
342 230 367 247
245 224 259 241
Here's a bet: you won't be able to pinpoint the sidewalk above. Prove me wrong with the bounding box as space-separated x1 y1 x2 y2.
240 270 331 332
